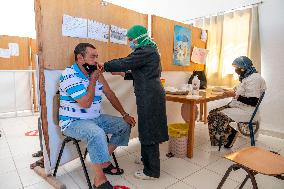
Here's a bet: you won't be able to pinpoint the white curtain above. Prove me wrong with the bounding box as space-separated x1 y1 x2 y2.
195 6 260 87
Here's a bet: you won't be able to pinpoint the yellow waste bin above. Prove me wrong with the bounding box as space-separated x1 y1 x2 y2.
168 123 189 158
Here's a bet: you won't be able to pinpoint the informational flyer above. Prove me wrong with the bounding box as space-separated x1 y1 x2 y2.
110 25 127 45
62 14 87 38
88 20 109 42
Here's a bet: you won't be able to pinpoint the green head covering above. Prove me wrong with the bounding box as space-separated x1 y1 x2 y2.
127 25 157 49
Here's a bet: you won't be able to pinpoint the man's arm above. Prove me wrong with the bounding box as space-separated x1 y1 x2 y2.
76 70 100 108
99 74 136 126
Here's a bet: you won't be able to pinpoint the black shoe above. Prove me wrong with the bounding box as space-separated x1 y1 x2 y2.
224 129 238 148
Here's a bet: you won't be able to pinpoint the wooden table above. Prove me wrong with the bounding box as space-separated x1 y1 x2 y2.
166 89 234 158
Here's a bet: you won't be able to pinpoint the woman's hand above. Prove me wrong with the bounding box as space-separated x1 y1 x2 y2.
111 72 126 77
223 89 236 97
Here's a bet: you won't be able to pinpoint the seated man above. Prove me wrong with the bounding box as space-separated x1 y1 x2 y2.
59 43 136 189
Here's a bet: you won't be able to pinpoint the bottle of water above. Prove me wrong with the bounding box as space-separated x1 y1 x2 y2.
192 75 200 95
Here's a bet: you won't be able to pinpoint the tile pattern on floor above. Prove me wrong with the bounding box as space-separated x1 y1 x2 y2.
0 116 284 189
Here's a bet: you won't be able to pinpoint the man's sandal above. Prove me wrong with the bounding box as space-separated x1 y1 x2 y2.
103 164 124 175
30 158 44 169
93 181 113 189
32 150 43 157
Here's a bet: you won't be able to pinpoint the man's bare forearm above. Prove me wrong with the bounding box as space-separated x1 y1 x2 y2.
105 90 127 116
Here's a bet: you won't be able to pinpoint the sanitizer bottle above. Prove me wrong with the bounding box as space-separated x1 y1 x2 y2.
192 75 200 95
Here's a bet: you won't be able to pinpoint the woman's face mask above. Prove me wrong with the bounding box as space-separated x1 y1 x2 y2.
235 67 244 75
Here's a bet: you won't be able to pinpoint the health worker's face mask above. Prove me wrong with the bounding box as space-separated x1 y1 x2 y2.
129 33 148 50
129 41 137 50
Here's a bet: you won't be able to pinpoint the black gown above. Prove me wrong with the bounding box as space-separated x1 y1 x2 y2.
104 46 169 145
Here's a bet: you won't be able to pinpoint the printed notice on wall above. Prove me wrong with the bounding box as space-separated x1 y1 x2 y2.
0 48 11 58
88 20 109 42
8 43 19 56
110 25 127 45
62 14 87 38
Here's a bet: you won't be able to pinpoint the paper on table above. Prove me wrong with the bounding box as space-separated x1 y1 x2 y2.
8 43 19 56
110 25 127 45
0 48 11 58
62 14 87 38
186 94 202 99
88 20 109 42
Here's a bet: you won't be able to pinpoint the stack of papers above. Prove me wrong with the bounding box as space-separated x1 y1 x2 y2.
186 95 202 99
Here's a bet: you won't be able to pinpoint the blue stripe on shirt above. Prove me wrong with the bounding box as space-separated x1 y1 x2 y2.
60 95 74 101
73 91 87 100
93 96 102 102
59 115 79 121
66 84 85 95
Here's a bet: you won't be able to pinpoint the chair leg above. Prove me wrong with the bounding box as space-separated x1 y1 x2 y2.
217 163 258 189
218 136 224 151
239 175 250 189
53 137 70 176
106 135 120 169
83 148 88 160
238 165 258 189
217 164 238 189
73 139 92 189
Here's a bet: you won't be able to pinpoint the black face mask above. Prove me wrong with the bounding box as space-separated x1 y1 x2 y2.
82 63 97 74
235 68 244 75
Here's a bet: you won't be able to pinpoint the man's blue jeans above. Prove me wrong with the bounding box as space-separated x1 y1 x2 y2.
63 114 131 164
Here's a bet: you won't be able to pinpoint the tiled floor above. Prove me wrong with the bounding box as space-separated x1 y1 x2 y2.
1 115 284 189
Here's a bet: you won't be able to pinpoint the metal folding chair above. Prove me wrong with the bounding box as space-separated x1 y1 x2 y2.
53 135 120 189
217 146 284 189
218 91 265 151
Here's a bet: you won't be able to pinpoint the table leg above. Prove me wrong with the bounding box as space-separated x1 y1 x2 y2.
199 102 204 122
187 102 196 158
204 102 208 124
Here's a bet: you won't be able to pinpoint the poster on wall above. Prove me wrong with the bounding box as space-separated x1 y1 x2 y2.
191 46 208 64
8 43 19 56
0 48 11 58
88 20 109 42
173 25 192 66
62 14 87 38
110 25 128 45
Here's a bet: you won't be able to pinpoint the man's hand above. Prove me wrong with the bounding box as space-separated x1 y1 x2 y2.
96 61 105 72
123 114 136 128
90 69 102 82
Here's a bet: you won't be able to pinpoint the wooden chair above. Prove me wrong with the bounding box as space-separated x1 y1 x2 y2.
217 146 284 189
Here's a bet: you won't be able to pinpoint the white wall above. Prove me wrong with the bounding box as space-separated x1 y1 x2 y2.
258 0 284 133
0 71 33 116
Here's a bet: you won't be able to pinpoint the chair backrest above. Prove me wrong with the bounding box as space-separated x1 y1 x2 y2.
248 91 265 146
53 91 60 126
249 91 266 124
